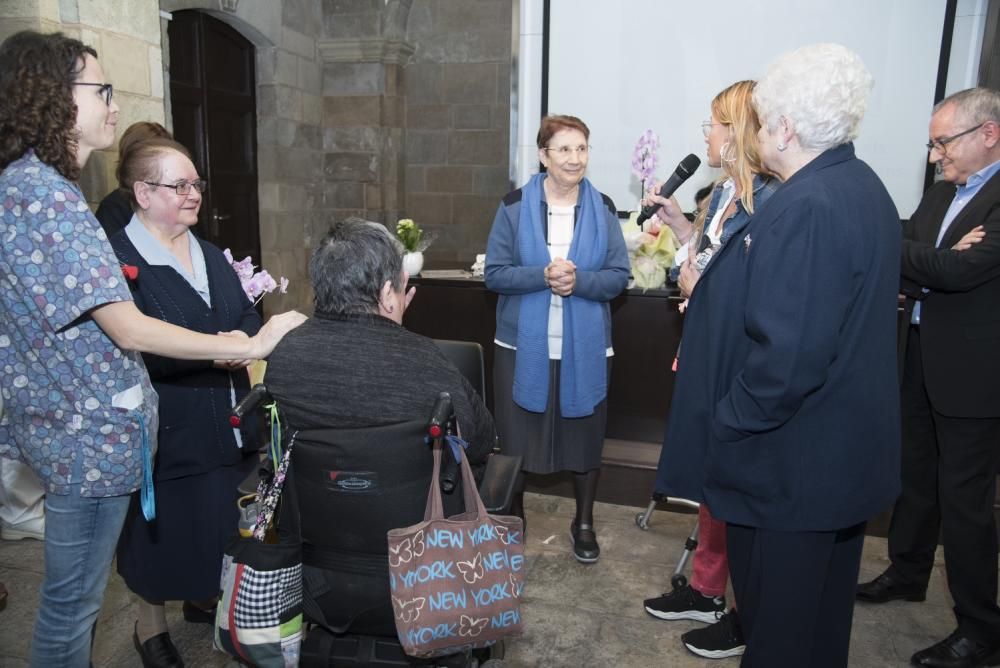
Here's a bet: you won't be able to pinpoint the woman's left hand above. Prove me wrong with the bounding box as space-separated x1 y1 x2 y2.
215 330 252 369
546 258 576 296
678 257 701 299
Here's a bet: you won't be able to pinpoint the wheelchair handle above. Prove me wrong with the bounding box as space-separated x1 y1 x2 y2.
230 384 270 428
427 392 453 438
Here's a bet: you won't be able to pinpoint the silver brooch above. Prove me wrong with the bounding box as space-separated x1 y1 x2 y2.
743 234 752 253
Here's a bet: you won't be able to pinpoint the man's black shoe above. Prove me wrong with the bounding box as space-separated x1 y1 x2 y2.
856 569 926 603
911 629 1000 668
133 624 184 668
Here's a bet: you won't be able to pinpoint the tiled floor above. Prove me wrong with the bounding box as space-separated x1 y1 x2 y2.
0 493 960 667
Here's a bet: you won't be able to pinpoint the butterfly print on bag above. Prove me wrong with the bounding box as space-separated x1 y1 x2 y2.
392 595 426 623
458 614 489 637
456 552 485 584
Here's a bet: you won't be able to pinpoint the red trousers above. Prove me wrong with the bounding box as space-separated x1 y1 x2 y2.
690 504 729 597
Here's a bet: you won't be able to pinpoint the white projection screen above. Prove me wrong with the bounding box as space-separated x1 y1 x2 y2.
545 0 948 218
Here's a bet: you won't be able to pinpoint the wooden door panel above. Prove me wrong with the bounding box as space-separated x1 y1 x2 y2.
168 10 259 268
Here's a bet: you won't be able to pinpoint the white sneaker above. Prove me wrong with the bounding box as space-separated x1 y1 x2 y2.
1 517 44 541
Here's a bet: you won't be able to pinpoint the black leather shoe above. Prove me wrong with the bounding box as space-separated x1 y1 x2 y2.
856 569 926 603
570 520 600 564
911 629 1000 668
133 624 184 668
181 600 216 624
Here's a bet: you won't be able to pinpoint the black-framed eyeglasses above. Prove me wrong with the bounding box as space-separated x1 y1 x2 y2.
926 123 984 153
143 179 208 196
73 82 113 105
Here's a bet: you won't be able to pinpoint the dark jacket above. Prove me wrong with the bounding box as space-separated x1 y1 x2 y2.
110 232 262 480
898 170 1000 417
95 189 133 239
670 174 779 282
655 143 902 531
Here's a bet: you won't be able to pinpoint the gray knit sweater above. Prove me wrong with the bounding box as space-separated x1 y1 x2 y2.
265 312 496 465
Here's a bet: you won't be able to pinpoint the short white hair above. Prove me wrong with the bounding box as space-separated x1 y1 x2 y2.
753 43 874 152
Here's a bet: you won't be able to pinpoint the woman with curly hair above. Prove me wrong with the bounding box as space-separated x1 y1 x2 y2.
0 31 304 667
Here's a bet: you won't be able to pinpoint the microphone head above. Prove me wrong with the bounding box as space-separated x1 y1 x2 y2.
676 154 701 177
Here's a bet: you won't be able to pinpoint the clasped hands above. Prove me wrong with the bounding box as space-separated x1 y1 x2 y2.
545 258 576 297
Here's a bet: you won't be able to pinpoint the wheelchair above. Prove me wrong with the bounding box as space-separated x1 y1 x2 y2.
232 384 520 668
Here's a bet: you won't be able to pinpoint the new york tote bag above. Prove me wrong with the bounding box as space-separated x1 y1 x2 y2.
386 436 525 658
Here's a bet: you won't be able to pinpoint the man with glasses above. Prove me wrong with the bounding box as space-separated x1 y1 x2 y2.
857 87 1000 668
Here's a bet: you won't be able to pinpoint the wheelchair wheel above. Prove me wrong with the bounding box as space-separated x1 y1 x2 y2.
670 574 688 590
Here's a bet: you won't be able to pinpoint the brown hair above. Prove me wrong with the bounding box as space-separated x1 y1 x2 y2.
536 114 590 149
115 122 171 186
0 31 97 180
118 137 193 210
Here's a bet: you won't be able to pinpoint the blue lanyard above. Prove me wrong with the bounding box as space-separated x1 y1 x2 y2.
139 417 156 521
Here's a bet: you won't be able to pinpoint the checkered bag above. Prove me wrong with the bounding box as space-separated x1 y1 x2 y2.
214 435 303 667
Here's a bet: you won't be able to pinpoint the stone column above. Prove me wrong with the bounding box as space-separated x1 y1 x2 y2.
318 37 413 226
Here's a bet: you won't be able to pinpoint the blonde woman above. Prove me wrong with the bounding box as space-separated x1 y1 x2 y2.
642 81 776 660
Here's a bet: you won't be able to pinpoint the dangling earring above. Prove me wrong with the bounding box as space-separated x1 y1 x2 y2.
721 141 737 164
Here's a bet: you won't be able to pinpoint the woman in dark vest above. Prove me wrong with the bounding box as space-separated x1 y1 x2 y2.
110 138 262 668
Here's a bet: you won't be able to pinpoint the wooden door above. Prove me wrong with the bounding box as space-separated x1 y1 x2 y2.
168 10 260 265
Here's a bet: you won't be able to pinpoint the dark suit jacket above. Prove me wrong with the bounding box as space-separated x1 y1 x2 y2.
899 169 1000 417
110 231 262 480
655 143 902 531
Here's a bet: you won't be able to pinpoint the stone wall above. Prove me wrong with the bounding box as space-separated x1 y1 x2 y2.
318 0 411 231
0 0 166 209
1 0 517 310
319 0 513 268
403 0 513 267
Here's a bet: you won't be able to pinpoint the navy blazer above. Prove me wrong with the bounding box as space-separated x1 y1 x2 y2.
655 143 902 531
898 170 1000 417
110 231 262 481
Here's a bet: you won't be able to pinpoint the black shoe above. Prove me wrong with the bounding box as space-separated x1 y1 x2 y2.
856 569 926 603
181 600 216 624
570 520 600 563
644 583 725 623
133 624 184 668
681 609 746 659
911 629 1000 668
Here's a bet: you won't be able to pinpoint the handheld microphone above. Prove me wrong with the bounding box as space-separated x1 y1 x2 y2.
636 154 702 226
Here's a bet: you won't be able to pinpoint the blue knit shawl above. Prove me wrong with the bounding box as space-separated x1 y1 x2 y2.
513 173 608 418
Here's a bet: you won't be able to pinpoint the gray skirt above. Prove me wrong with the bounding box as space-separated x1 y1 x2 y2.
493 345 609 474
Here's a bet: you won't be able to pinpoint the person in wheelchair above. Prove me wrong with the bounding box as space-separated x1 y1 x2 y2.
264 218 498 649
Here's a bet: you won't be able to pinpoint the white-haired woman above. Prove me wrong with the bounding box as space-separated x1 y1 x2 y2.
656 44 901 667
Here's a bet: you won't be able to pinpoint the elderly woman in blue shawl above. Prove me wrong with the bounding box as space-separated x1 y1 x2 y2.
485 114 630 563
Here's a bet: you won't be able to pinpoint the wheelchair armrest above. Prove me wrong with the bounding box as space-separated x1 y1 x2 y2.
478 453 522 514
238 454 274 496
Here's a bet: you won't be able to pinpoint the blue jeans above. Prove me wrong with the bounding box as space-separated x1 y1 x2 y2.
30 484 130 668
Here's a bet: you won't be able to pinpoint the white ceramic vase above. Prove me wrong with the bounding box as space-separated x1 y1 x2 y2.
403 251 424 277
